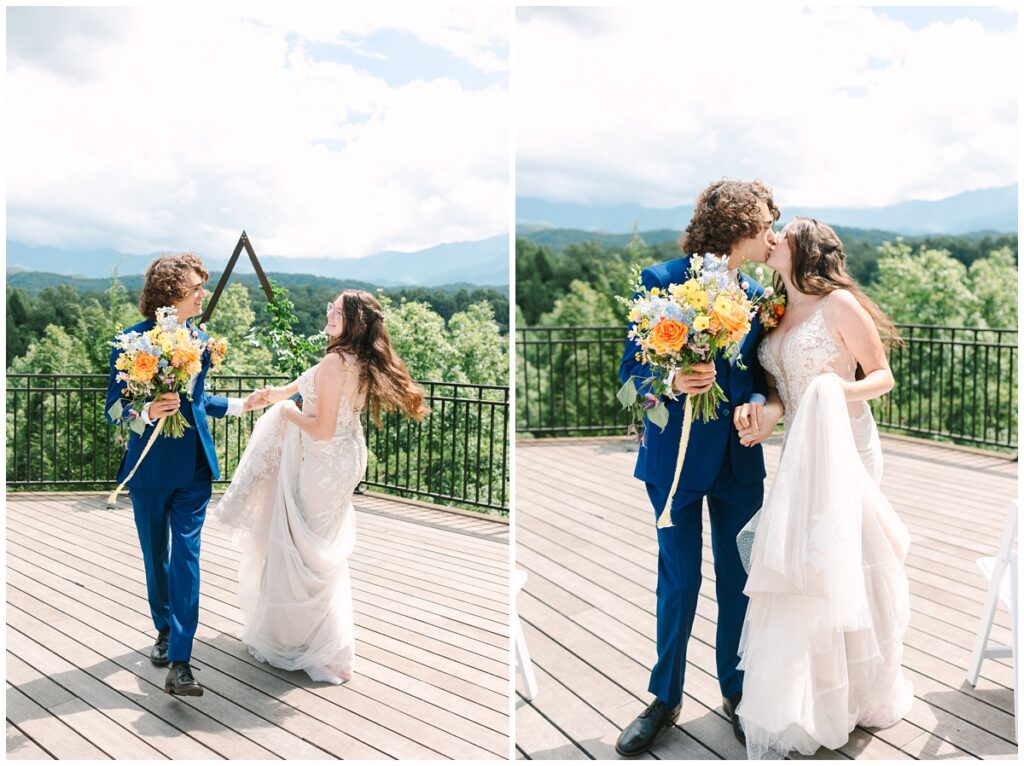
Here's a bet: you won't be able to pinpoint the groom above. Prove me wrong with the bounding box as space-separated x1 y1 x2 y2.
105 253 268 696
616 179 785 755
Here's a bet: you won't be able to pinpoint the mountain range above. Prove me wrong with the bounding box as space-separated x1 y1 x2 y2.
5 234 510 287
517 185 1017 236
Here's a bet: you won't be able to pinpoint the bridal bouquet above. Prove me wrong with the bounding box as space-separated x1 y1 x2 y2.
108 307 227 439
617 254 759 429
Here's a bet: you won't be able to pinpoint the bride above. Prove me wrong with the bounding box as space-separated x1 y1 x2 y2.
214 289 428 684
732 217 914 758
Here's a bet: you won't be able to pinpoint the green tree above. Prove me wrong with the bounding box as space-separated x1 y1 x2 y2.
379 296 454 382
968 246 1017 329
869 241 980 327
539 279 622 327
6 289 32 364
447 302 508 385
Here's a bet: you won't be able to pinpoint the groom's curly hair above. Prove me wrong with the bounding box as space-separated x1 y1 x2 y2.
138 253 209 319
680 179 780 255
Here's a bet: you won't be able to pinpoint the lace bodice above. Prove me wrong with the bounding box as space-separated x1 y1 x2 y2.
758 304 863 426
297 360 366 436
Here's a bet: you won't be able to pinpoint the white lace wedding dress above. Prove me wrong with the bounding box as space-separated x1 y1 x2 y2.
736 304 914 759
214 359 367 684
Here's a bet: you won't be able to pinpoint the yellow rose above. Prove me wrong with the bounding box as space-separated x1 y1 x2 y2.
692 314 710 332
711 296 750 335
648 318 689 355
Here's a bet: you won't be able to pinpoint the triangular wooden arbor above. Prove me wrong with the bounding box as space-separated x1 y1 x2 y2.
200 231 275 325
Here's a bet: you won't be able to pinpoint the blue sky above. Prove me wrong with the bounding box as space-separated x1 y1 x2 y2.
873 6 1017 32
6 7 509 258
516 5 1018 209
300 28 508 91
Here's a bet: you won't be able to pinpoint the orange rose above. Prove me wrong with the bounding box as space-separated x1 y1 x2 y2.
172 345 200 369
710 296 750 336
648 318 689 355
131 352 159 382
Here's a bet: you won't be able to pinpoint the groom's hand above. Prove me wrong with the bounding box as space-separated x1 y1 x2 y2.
242 389 270 412
672 363 716 395
150 392 181 418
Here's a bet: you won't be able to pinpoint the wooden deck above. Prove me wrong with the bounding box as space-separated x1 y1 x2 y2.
6 491 510 760
515 435 1017 760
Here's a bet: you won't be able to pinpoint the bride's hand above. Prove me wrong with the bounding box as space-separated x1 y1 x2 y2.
736 401 782 447
734 402 763 435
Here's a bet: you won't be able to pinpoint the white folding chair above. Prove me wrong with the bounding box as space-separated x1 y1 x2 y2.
966 499 1018 742
513 569 539 701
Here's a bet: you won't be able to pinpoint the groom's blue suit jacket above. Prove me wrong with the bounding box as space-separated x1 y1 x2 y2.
619 256 768 493
105 318 229 489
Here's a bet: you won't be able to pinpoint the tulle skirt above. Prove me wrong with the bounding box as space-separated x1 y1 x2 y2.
737 376 914 758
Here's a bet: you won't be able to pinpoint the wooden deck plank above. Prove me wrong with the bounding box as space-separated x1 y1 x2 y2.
6 491 510 760
514 697 590 760
7 536 509 758
6 720 53 761
515 435 1017 760
5 684 109 760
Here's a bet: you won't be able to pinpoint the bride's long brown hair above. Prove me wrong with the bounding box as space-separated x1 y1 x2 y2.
775 217 904 350
326 290 429 425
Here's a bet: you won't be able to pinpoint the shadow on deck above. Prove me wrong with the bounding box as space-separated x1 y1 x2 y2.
515 434 1017 760
6 491 510 760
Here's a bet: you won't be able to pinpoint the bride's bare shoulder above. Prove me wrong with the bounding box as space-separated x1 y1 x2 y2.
321 351 362 377
820 290 867 342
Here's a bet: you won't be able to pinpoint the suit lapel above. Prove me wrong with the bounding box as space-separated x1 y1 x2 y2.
737 278 763 362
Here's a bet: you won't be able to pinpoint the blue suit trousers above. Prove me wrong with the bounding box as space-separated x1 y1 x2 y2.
646 457 763 708
128 450 212 663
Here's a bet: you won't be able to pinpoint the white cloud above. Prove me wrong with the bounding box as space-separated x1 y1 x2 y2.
7 7 509 257
515 6 1017 208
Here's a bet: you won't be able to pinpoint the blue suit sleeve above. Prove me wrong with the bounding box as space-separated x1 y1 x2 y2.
618 267 663 394
202 392 230 419
105 342 131 425
752 362 768 400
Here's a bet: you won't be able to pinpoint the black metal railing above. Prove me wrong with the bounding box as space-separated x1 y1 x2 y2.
517 324 1017 451
6 374 509 513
